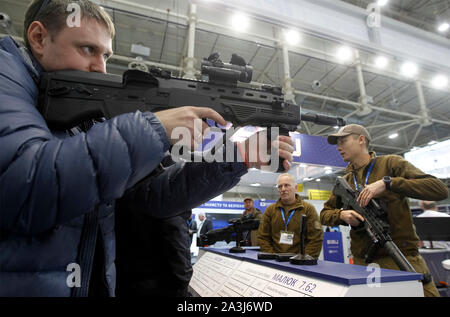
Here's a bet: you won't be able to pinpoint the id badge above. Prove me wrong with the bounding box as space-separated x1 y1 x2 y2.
279 231 294 245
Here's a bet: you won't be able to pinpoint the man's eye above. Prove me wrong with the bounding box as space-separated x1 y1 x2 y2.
82 46 94 54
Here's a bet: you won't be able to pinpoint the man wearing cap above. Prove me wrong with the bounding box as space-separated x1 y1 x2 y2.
320 124 448 297
240 197 263 246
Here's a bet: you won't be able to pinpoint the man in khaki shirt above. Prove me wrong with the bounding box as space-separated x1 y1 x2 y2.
258 174 323 258
320 124 448 297
241 197 263 246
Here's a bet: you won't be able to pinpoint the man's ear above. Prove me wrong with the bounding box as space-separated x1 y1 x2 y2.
27 21 49 56
359 135 369 150
358 135 365 146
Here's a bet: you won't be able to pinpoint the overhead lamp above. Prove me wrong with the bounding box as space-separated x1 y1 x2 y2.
336 46 353 62
250 183 261 187
437 22 449 33
400 62 418 78
388 133 398 139
230 13 250 32
377 0 389 6
374 56 388 69
333 126 339 129
283 29 301 46
315 178 321 182
431 75 448 89
130 43 150 57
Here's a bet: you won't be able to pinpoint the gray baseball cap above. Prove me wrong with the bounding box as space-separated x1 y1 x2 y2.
327 124 371 145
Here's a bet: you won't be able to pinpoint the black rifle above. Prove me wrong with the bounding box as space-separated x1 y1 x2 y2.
38 53 345 172
332 176 417 273
197 214 260 253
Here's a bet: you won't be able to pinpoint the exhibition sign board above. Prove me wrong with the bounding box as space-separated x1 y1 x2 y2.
189 248 424 297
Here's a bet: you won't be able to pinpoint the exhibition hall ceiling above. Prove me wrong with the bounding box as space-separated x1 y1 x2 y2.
1 0 449 188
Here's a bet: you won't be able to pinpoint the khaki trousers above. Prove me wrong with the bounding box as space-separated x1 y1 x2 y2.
354 254 440 297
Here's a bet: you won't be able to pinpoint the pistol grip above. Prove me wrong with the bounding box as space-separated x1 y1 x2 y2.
268 127 290 173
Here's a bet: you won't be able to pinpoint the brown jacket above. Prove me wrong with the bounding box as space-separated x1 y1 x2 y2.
321 152 448 259
258 194 323 258
241 208 263 246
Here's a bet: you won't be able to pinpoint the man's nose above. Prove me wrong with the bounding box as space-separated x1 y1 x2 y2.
90 56 106 73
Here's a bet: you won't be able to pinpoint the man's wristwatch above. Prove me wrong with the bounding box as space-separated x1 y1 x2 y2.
383 176 392 190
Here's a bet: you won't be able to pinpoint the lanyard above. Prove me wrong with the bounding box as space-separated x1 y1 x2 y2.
280 208 296 231
353 157 377 191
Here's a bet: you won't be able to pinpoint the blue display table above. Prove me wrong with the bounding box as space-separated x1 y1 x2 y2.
189 247 424 297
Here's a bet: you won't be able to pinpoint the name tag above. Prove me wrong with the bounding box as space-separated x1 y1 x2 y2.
279 231 294 245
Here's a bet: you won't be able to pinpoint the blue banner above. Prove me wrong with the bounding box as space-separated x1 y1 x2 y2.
196 201 244 210
291 133 347 168
254 200 277 213
323 231 345 263
196 200 277 213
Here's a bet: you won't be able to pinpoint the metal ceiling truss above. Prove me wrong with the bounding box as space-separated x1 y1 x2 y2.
1 0 448 156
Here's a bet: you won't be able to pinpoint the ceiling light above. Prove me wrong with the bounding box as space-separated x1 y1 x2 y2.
315 178 321 182
431 75 448 89
336 46 353 62
438 22 449 33
400 62 418 78
250 183 261 187
284 29 301 45
324 166 332 170
333 126 339 129
325 170 333 174
388 133 398 139
374 56 388 69
377 0 389 6
230 13 250 32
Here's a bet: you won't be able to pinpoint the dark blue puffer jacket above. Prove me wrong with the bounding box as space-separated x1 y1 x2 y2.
0 36 247 296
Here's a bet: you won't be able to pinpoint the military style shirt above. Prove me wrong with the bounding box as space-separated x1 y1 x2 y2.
320 152 448 259
258 194 323 257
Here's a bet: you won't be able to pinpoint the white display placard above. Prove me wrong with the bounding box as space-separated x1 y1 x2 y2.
189 250 424 297
190 250 346 297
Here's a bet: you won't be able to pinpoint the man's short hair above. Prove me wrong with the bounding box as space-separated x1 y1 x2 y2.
24 0 115 49
421 201 437 210
277 173 296 186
